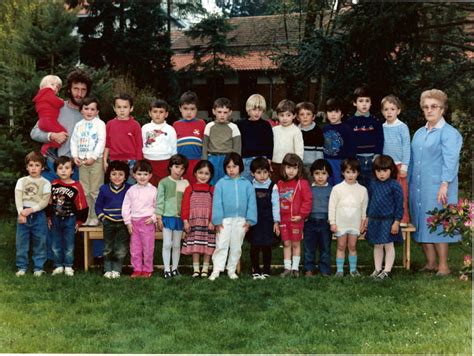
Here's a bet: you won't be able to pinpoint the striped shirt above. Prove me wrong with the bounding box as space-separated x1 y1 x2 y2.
383 119 411 171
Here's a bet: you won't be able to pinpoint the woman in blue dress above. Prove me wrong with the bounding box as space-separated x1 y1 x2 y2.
409 89 463 276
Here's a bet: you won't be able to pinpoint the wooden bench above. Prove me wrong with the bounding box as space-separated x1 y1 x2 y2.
79 224 415 272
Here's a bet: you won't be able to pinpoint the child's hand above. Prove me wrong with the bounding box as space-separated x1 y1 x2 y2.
215 224 224 233
156 217 163 231
75 223 79 232
127 224 133 235
273 222 280 236
399 170 407 178
145 217 154 225
391 221 400 234
84 158 95 166
47 218 52 229
359 219 367 233
243 221 250 233
291 215 302 222
17 214 26 224
21 208 33 217
184 221 191 233
73 157 82 166
208 222 214 231
103 160 109 172
330 224 337 233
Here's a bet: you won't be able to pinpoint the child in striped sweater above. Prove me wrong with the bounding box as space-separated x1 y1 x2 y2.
381 95 411 226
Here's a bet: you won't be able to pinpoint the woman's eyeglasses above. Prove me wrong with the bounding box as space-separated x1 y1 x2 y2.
421 104 442 111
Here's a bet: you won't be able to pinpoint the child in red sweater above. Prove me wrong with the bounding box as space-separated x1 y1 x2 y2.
33 75 65 156
104 93 143 183
277 153 312 277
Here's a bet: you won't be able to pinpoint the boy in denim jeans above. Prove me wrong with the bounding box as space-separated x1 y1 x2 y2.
303 159 333 277
15 152 51 277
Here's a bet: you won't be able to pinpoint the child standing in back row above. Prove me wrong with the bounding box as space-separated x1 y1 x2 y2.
381 95 410 226
272 100 304 183
70 97 106 226
173 91 206 184
156 154 190 279
202 97 241 185
237 94 274 181
278 153 312 278
329 158 368 277
142 99 177 186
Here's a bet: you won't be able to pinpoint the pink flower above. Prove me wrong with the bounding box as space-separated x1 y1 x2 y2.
464 220 472 227
464 255 472 267
459 274 469 282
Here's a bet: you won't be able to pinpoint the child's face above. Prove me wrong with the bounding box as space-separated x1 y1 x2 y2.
114 99 133 120
195 166 211 184
285 165 298 180
226 161 240 178
375 168 391 182
297 109 315 128
179 104 197 121
248 107 263 121
212 106 232 123
47 82 61 94
81 102 99 121
326 110 343 124
170 164 185 180
312 169 329 186
133 170 152 186
354 97 371 114
342 168 358 184
26 160 43 178
56 162 73 181
382 102 401 123
110 169 126 186
278 111 296 127
149 107 169 125
252 168 270 184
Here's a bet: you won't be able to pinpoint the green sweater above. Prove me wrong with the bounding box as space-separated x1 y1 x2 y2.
155 176 189 218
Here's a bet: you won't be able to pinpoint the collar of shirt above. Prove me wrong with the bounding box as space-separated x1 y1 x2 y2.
298 122 316 131
383 118 401 127
355 111 371 118
312 182 329 187
253 178 272 188
425 117 446 131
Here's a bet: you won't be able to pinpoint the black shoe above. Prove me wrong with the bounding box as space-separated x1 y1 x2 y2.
171 269 181 277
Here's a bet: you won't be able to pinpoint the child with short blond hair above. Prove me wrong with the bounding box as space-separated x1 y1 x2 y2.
15 152 51 277
237 94 274 181
381 95 411 225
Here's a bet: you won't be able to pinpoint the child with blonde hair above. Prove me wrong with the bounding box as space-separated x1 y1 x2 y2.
33 75 65 156
237 94 273 181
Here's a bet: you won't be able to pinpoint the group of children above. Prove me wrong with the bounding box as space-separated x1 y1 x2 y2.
15 78 412 281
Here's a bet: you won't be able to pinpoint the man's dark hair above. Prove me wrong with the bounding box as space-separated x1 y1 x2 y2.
66 69 92 97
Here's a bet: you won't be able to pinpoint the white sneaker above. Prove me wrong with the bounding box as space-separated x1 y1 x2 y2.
15 270 26 277
33 270 46 277
52 267 64 275
88 218 100 227
208 271 220 281
64 267 74 276
111 271 121 279
104 271 113 279
252 273 262 280
228 272 239 280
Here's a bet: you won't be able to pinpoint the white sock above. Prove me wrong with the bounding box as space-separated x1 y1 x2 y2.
192 262 200 272
284 259 291 270
291 256 301 270
162 228 172 272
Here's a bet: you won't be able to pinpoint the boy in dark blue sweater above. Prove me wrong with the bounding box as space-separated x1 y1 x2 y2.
95 160 131 278
345 86 384 187
303 159 333 276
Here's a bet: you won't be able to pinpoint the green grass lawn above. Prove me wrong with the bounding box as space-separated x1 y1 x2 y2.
0 220 471 353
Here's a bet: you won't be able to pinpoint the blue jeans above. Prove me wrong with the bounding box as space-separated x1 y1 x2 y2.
208 154 226 185
356 154 374 188
16 211 48 271
51 215 77 268
303 218 332 274
242 157 256 182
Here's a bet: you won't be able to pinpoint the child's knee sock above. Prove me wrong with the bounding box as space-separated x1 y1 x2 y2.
291 256 301 271
384 243 395 272
374 244 384 271
192 262 200 272
348 255 358 272
202 262 209 273
284 259 291 270
336 257 344 272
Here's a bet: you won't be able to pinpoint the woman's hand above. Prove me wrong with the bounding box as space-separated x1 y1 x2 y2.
437 183 448 204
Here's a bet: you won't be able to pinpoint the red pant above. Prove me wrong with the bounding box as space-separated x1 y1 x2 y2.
396 164 410 224
148 159 169 187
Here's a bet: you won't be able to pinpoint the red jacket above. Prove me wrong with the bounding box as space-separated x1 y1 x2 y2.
277 178 312 220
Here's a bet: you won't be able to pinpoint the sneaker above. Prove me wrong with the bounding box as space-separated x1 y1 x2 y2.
262 273 270 279
334 271 344 278
280 269 292 278
64 267 74 276
142 272 152 278
52 267 64 275
252 273 262 280
370 270 381 279
131 271 142 278
292 270 300 278
163 271 172 279
350 270 361 277
305 271 315 277
171 269 181 277
228 272 239 280
104 271 113 279
208 271 220 281
88 218 100 227
82 218 91 226
377 271 390 280
192 271 201 278
320 272 331 277
15 270 26 277
33 270 46 277
111 271 121 279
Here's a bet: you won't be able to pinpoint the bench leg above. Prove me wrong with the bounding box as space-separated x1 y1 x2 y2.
403 232 407 269
406 233 411 270
83 233 91 272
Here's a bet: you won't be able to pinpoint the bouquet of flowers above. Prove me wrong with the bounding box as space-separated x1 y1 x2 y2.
427 198 473 280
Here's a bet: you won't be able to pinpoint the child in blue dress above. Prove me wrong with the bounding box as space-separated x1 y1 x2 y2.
366 155 404 280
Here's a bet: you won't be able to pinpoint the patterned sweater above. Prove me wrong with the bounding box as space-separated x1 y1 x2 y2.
155 176 190 218
383 119 411 171
202 121 241 158
345 114 384 155
173 118 206 160
15 176 51 215
49 179 88 224
95 183 131 222
142 121 177 161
